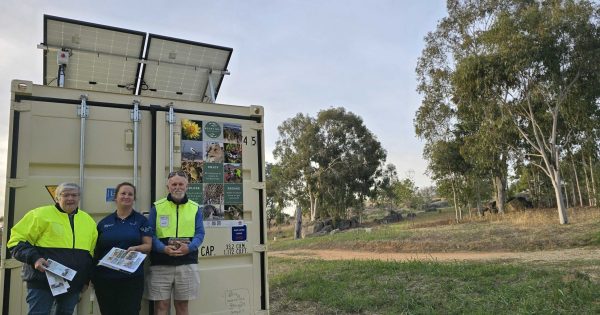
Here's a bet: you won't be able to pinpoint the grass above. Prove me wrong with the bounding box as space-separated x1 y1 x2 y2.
269 257 600 314
268 206 600 314
268 207 600 252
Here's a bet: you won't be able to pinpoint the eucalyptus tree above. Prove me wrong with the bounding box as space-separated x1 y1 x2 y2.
273 107 386 221
272 113 318 219
313 108 387 220
265 162 288 227
417 0 600 224
374 163 400 210
456 0 600 224
416 0 515 214
426 137 471 222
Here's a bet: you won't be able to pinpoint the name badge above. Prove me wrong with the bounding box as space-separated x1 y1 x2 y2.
159 215 169 227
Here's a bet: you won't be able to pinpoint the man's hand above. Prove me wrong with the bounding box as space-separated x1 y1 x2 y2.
163 245 179 256
164 242 190 256
34 258 48 272
176 242 190 255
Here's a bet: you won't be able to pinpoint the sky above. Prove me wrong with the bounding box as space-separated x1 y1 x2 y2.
0 0 448 211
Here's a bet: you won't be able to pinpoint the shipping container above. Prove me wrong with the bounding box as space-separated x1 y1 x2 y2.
1 15 268 315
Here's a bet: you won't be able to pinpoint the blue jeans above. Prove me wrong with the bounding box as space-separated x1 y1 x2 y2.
26 288 80 315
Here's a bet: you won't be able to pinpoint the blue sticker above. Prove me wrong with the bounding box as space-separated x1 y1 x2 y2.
105 188 116 202
232 225 247 242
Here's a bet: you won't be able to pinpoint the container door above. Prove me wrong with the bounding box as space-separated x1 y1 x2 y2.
150 107 267 314
1 81 153 315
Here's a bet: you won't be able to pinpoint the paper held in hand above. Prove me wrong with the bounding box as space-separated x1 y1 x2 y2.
46 272 69 296
98 247 146 274
45 259 76 296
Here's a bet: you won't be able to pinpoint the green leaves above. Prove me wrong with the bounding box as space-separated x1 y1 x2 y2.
415 0 600 221
273 107 386 221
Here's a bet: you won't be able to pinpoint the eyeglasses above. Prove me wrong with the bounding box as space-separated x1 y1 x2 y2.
168 170 188 179
60 193 80 198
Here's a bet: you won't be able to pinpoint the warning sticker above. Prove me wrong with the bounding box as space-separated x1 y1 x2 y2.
45 185 58 201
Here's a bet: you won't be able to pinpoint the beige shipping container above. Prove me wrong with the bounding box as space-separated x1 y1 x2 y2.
1 80 269 315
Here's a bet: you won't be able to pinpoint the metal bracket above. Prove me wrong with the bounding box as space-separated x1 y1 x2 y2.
207 73 216 103
253 245 266 252
11 101 31 112
78 95 89 118
7 178 27 188
130 100 142 122
11 80 33 95
253 182 265 190
166 103 175 124
248 122 264 131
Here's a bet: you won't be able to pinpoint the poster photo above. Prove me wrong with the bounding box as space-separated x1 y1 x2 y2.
178 119 245 227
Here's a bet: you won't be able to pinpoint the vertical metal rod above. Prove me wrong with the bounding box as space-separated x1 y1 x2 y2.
166 104 175 173
131 100 141 187
78 95 89 204
207 74 216 103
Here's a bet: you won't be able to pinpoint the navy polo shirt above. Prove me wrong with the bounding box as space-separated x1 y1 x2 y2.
93 210 152 279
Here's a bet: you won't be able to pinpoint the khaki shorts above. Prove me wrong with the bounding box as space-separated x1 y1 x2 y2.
145 264 200 301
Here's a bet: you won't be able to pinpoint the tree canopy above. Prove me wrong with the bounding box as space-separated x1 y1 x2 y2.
273 107 386 221
415 0 600 223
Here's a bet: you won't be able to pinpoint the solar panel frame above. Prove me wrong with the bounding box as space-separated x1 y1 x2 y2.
139 34 233 102
43 15 146 95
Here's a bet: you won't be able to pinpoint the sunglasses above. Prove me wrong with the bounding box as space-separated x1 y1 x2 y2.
168 170 188 179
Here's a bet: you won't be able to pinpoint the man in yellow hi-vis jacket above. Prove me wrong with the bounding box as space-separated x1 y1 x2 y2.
146 171 205 315
7 182 98 315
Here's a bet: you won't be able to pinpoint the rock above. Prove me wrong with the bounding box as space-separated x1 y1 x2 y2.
506 196 533 212
376 210 403 224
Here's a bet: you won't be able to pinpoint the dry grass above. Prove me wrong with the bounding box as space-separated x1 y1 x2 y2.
467 206 600 226
268 207 600 253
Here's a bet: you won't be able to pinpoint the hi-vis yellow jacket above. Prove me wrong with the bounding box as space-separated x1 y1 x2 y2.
8 204 98 291
154 197 199 238
149 196 205 266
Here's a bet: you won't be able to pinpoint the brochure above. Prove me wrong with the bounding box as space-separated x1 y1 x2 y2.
98 247 146 274
45 259 76 281
46 272 70 296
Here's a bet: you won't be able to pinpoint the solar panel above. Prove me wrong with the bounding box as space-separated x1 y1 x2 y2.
43 15 146 94
139 34 232 102
41 16 232 101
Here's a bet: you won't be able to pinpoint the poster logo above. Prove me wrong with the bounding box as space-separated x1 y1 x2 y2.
204 121 222 138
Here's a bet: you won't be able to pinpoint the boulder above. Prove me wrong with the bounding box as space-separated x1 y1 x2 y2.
506 196 533 212
376 210 403 224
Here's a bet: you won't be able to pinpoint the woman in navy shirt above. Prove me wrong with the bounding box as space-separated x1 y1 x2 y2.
93 182 152 315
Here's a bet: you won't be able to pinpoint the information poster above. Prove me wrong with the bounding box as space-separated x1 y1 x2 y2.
181 119 244 228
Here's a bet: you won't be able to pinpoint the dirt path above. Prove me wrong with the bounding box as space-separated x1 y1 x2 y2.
269 248 600 262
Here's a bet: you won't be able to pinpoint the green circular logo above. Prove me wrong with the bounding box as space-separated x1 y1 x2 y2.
204 121 222 138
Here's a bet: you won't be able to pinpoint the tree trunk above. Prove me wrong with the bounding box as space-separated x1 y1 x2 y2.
294 206 302 239
308 184 319 222
590 155 597 207
475 179 483 217
571 183 576 208
560 168 569 209
583 155 592 207
493 175 505 214
451 179 459 223
551 168 568 224
571 157 583 207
